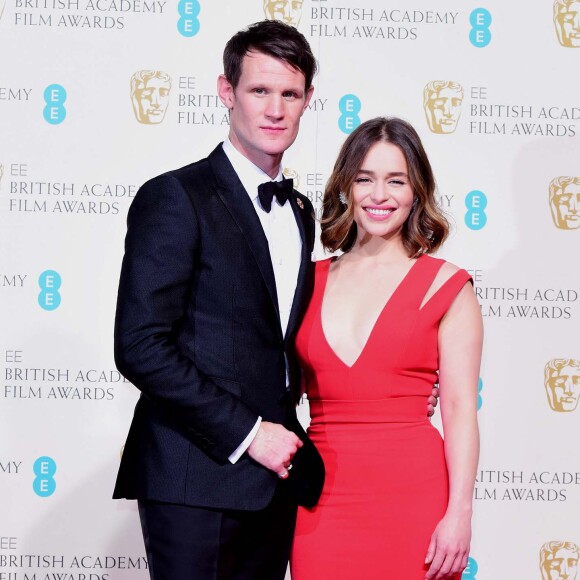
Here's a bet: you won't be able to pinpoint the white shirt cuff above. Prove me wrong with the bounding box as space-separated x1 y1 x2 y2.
228 417 262 464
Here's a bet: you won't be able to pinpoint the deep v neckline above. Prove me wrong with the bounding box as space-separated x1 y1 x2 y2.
319 255 424 369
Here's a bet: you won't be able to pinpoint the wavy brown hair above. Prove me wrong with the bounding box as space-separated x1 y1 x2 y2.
321 117 449 257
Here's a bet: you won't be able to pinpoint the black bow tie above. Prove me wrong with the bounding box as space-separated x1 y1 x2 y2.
257 178 293 213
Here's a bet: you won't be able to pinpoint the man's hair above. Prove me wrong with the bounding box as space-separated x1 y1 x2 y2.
223 20 317 90
321 117 449 256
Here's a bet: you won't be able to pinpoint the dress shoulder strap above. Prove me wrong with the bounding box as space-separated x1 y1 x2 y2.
420 268 473 321
398 254 446 310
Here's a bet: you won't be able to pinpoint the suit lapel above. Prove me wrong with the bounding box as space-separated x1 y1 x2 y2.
285 192 312 341
208 146 281 327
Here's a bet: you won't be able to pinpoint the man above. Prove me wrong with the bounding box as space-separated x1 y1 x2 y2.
114 20 437 580
115 21 320 580
130 70 172 124
263 0 304 26
423 80 464 134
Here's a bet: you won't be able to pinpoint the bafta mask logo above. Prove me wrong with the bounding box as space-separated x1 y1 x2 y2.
554 0 580 47
130 70 172 125
549 177 580 229
423 81 464 134
282 167 300 189
263 0 304 26
544 359 580 412
540 541 579 579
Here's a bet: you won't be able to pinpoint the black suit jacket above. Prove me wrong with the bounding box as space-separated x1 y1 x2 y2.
113 144 321 511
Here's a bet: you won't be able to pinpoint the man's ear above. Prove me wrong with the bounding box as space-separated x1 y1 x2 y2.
302 85 315 115
217 74 235 109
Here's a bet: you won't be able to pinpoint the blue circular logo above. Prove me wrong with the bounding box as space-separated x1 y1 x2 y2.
33 456 57 497
465 190 488 230
469 8 492 48
338 94 362 134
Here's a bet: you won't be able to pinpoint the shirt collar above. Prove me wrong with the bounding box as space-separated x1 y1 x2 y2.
222 138 283 202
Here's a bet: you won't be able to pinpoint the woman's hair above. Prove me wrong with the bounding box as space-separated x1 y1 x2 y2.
321 117 449 257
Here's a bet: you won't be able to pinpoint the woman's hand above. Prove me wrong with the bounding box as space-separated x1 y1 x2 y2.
424 511 471 579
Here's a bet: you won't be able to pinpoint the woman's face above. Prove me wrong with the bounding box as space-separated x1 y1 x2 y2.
351 141 415 242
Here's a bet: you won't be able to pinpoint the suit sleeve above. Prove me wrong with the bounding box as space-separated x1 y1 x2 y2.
114 174 258 464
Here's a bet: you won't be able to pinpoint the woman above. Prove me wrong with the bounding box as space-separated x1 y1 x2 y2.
291 117 482 579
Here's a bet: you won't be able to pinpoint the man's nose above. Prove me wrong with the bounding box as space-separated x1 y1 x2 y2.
569 194 580 212
265 95 284 119
151 91 160 107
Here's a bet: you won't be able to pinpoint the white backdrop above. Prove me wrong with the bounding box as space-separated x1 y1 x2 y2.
1 1 579 578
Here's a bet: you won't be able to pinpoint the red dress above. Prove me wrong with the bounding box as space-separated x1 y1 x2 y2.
291 255 470 580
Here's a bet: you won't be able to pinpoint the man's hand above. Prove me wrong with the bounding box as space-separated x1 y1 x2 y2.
427 386 440 417
247 421 303 478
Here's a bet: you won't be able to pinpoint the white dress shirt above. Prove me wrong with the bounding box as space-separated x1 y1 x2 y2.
222 138 302 463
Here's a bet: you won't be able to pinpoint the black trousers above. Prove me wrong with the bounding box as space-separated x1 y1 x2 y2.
138 485 297 580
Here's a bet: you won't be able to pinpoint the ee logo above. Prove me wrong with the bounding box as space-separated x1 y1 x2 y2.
477 378 483 411
469 8 491 48
465 190 487 230
177 0 200 37
38 270 62 311
43 84 67 125
338 94 361 134
462 556 478 579
33 456 57 497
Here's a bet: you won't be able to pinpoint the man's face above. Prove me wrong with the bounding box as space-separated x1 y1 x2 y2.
555 1 580 47
542 547 579 579
546 364 580 412
426 86 463 134
134 76 171 124
552 181 580 229
265 0 303 26
218 51 313 173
